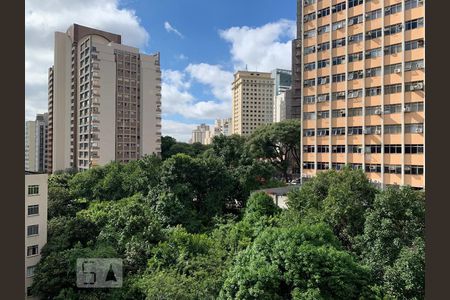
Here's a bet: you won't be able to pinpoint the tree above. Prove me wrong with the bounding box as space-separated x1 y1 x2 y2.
246 120 301 181
161 136 177 159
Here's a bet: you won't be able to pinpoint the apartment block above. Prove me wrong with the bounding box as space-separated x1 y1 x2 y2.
213 118 232 137
299 0 425 189
25 114 48 173
271 69 292 122
191 123 211 144
25 172 48 299
231 71 275 135
48 24 162 172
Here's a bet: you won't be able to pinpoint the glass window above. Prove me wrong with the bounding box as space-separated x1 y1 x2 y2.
405 123 424 134
348 0 363 8
384 144 402 154
384 84 402 95
332 73 346 83
332 127 346 135
366 28 382 40
27 185 39 195
405 39 425 51
384 43 402 55
348 107 362 117
365 164 382 173
384 165 402 174
384 124 402 134
348 14 363 26
27 225 39 236
318 24 331 35
332 2 346 13
348 52 363 62
366 48 382 59
366 67 381 78
405 18 425 31
366 9 382 21
27 266 36 278
405 81 425 92
27 245 39 257
27 205 39 216
385 3 402 16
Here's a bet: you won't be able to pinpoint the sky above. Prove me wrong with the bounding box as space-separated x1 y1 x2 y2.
25 0 297 142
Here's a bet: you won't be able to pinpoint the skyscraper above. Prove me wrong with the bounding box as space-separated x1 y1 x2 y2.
25 113 48 173
271 69 292 122
47 24 162 172
298 0 425 189
191 124 211 144
231 71 275 135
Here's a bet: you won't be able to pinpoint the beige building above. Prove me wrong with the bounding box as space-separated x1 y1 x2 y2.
231 71 275 135
299 0 425 189
191 123 211 144
48 24 162 172
25 114 48 173
25 172 48 299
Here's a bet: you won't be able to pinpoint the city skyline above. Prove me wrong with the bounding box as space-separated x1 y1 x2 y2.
25 0 296 142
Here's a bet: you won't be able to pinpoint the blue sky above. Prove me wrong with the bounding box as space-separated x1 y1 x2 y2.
25 0 297 141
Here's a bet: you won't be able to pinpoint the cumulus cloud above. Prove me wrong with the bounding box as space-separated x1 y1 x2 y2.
219 19 296 72
164 21 184 38
185 63 233 101
25 0 150 120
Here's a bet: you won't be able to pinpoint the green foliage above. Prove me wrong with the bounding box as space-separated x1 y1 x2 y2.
161 135 211 159
244 191 281 220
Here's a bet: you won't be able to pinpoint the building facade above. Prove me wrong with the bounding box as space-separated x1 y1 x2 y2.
191 123 211 144
289 0 303 120
271 69 292 122
231 71 275 135
25 172 48 299
299 0 425 189
25 114 48 173
48 24 162 172
274 92 288 122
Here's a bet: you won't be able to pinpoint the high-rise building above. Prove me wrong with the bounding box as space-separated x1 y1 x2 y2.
25 171 48 299
214 118 232 137
298 0 425 189
231 71 275 135
191 123 211 144
288 0 303 120
25 114 48 172
271 69 292 122
47 24 162 172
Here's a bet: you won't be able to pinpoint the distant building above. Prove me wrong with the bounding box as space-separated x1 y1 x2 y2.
274 92 288 123
271 69 292 123
47 24 162 172
191 124 211 144
25 171 48 299
231 71 275 135
25 113 48 173
254 185 300 209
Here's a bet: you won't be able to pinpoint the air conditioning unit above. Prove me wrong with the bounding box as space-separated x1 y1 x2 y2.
404 166 412 172
389 166 396 171
370 166 377 171
375 129 382 135
415 127 424 133
394 67 402 73
414 83 424 90
362 129 368 134
374 109 382 115
404 106 411 112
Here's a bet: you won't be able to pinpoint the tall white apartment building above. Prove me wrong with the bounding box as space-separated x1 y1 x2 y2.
25 172 48 299
47 24 162 172
231 71 275 135
191 124 211 144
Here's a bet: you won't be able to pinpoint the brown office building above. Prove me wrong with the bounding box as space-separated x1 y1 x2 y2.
298 0 425 189
47 24 162 172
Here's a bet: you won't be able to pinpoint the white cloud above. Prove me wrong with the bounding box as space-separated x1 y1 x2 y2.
219 19 296 72
185 63 233 101
25 0 150 120
164 21 184 38
161 119 199 142
176 53 188 60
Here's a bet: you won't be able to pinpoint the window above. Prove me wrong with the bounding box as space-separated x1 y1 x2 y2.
385 144 402 154
348 89 363 99
304 62 316 71
348 0 363 8
332 127 346 135
317 42 331 52
332 2 346 13
27 205 39 216
348 33 363 44
351 163 363 170
27 245 39 257
303 112 316 120
365 125 382 135
317 145 330 153
348 70 363 81
405 81 425 92
318 76 330 85
332 163 345 171
332 109 346 118
304 29 316 39
304 79 316 87
318 7 331 18
304 0 316 6
332 145 346 153
405 0 424 10
365 145 382 154
365 106 382 116
304 12 316 23
405 123 424 133
304 45 316 55
384 104 402 114
27 225 39 236
405 144 424 154
317 110 330 119
303 145 315 153
348 14 363 26
332 38 346 48
384 124 402 134
318 24 331 35
317 162 330 170
348 107 363 116
365 164 382 173
332 91 346 100
366 9 382 21
385 3 402 16
28 185 39 195
317 93 330 102
405 59 425 71
348 126 363 135
27 265 36 278
365 48 382 59
317 128 330 136
404 102 424 112
384 165 402 174
332 55 346 65
332 20 346 31
404 165 424 175
385 84 402 95
304 129 315 137
365 67 381 78
303 162 315 169
405 39 425 51
385 63 403 75
349 145 363 153
317 59 330 69
348 52 363 62
366 28 382 40
384 23 403 36
332 73 346 83
385 43 403 55
405 18 424 31
304 96 316 104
